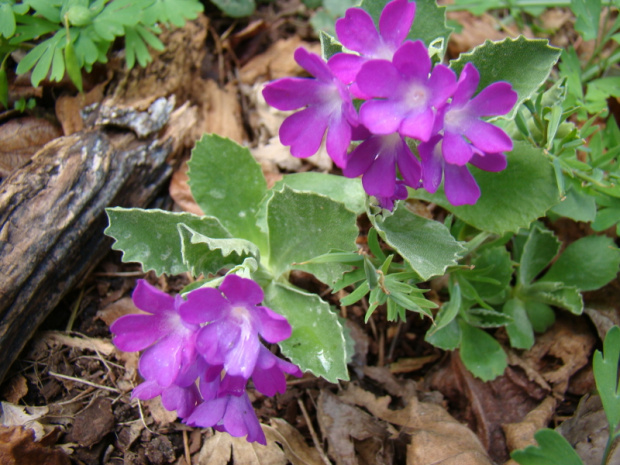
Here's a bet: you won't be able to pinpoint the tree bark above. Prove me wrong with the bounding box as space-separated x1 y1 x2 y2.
0 127 173 384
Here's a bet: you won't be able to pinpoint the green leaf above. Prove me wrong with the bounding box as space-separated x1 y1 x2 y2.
370 202 465 281
360 0 452 59
64 39 83 92
273 172 366 215
177 224 260 277
0 3 16 38
426 318 461 350
264 282 349 382
593 326 620 432
415 142 560 234
319 30 342 60
550 186 597 222
124 24 151 68
450 36 561 118
105 208 230 276
571 0 601 41
469 247 513 299
189 134 267 248
524 300 555 333
0 68 8 108
211 0 255 17
511 429 584 465
430 282 461 333
266 186 358 284
522 282 583 315
540 235 620 291
459 319 507 381
519 224 560 285
504 298 535 349
464 307 513 328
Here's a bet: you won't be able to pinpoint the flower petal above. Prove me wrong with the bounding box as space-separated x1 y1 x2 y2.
335 8 380 55
326 113 352 168
444 163 480 206
185 397 227 428
360 99 403 134
452 62 479 107
470 151 507 172
180 287 229 325
195 321 240 366
294 47 333 82
465 120 513 154
161 384 201 419
356 60 401 98
253 306 292 343
262 78 326 110
393 41 430 82
279 106 328 158
428 64 457 107
224 325 260 379
468 81 518 117
132 280 174 314
220 274 264 307
362 148 396 198
111 314 162 352
396 142 422 188
328 53 364 85
131 379 164 400
442 130 473 166
419 135 443 193
344 136 382 178
221 393 267 445
139 333 184 387
399 106 435 141
379 0 416 50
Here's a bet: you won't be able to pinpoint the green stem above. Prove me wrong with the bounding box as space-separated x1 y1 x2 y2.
463 231 493 255
446 0 616 11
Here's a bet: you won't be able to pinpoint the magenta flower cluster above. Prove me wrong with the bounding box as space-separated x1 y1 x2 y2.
262 0 518 207
111 275 302 444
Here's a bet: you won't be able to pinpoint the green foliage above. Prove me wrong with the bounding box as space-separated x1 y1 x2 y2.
210 0 255 18
2 0 203 90
511 429 584 465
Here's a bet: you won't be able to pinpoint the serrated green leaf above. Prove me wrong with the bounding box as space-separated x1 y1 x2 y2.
188 134 267 249
211 0 255 17
464 307 513 328
592 207 620 231
273 172 366 215
319 30 342 60
264 282 349 382
550 185 597 222
360 0 451 59
540 235 620 291
426 317 461 350
144 0 203 27
415 142 560 234
593 326 620 432
105 208 230 276
29 32 63 86
49 42 64 81
177 224 260 277
266 186 358 284
459 319 507 381
511 429 584 465
450 36 561 118
504 298 535 349
519 224 560 285
25 0 62 22
430 282 461 333
370 202 465 281
522 282 583 315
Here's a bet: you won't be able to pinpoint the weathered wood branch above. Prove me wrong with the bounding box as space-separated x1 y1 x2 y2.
0 127 174 383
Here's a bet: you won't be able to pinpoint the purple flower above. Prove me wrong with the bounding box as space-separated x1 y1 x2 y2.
343 132 421 199
356 40 457 142
330 0 416 97
110 280 203 387
376 180 409 211
262 47 358 167
252 345 302 397
181 274 292 380
440 62 517 166
419 135 508 206
185 374 266 445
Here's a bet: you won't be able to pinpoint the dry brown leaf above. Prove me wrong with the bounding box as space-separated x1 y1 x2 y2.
389 354 440 374
502 396 557 455
35 331 116 357
317 390 393 465
1 402 48 440
264 418 324 465
144 397 178 426
95 296 146 327
342 384 493 465
54 80 108 135
0 426 70 465
1 375 28 404
194 430 287 465
169 161 204 215
556 395 620 465
585 307 620 342
362 366 417 400
193 80 246 144
65 397 114 447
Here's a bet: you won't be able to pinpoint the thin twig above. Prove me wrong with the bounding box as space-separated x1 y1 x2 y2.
48 371 120 393
297 397 331 465
183 429 191 465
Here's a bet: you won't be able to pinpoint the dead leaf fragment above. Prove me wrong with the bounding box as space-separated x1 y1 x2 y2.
318 390 393 465
1 375 28 404
95 296 146 327
1 402 49 441
0 426 70 465
264 418 323 465
502 396 557 453
194 430 287 465
65 397 115 447
169 161 204 215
